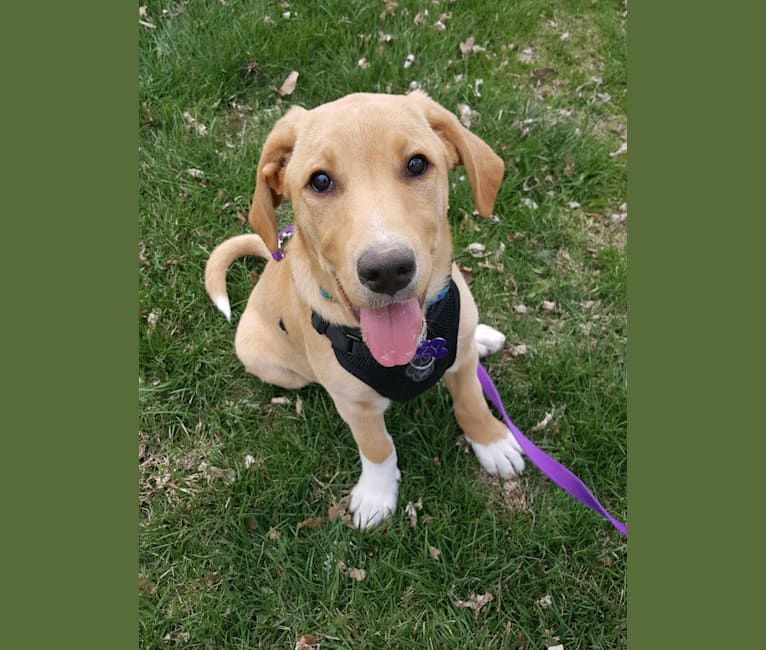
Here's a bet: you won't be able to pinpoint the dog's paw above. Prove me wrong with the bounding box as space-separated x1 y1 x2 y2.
349 452 401 529
467 429 525 478
475 324 506 358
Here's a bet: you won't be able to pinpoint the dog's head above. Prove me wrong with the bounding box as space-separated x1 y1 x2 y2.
248 92 504 366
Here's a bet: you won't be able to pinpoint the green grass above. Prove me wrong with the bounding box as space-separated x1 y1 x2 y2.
139 1 626 647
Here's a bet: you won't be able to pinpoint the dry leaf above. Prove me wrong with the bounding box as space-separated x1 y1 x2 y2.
521 197 539 210
348 568 366 581
609 141 627 157
271 396 291 405
138 575 156 597
205 572 222 587
278 70 299 96
457 103 479 128
244 517 257 531
429 546 441 560
358 57 369 69
459 36 485 58
510 344 528 357
513 304 528 314
518 46 535 63
467 242 486 257
186 168 205 179
379 0 397 21
455 592 493 615
182 111 208 136
414 9 428 25
542 300 556 311
268 527 280 540
537 594 553 607
244 454 256 469
530 412 554 432
295 397 303 415
403 53 415 68
547 646 564 650
405 502 418 528
297 517 323 530
327 495 355 528
295 634 319 650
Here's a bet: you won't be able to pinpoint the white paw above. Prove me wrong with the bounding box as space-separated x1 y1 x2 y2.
467 429 525 478
349 450 401 529
475 324 506 358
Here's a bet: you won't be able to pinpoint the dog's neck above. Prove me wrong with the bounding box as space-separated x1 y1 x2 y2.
286 231 360 327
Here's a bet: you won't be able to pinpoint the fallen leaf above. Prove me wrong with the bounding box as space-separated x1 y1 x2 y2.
205 572 222 587
517 46 535 63
278 70 299 96
244 454 256 469
271 396 291 406
295 397 303 415
295 634 319 650
455 592 493 616
357 57 369 69
521 197 539 210
414 9 428 26
537 594 553 607
457 103 479 128
138 575 156 597
297 517 323 530
182 110 208 136
186 168 205 179
244 517 257 531
268 527 280 540
403 53 415 68
348 568 366 581
513 304 528 314
429 546 441 560
609 141 627 157
530 412 554 432
542 300 556 311
379 0 397 22
467 242 487 257
434 13 451 31
547 646 564 650
405 501 419 528
327 495 355 528
459 36 485 58
510 344 528 357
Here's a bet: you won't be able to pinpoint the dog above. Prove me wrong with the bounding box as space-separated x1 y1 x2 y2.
205 92 524 528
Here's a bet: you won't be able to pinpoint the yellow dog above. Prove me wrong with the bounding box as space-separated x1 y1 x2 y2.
205 92 524 528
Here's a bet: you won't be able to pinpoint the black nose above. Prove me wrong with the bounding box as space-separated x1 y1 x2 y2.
357 246 417 296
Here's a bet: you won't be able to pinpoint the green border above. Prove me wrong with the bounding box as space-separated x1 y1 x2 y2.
3 4 136 647
630 3 764 647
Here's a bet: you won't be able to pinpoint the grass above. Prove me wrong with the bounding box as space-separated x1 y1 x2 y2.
139 1 626 647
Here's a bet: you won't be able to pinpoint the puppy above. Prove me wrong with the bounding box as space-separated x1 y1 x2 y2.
205 92 524 528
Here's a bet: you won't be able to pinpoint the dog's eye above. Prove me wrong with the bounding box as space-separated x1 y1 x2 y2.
405 155 429 177
308 171 334 193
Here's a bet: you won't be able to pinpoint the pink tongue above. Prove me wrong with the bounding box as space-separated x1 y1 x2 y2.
360 298 423 367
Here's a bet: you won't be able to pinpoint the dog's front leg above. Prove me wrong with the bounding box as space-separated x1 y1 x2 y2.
443 343 525 478
333 398 400 529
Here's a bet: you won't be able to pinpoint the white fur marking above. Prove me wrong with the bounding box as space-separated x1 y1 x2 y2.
475 324 506 358
213 295 231 322
349 446 401 529
467 429 525 478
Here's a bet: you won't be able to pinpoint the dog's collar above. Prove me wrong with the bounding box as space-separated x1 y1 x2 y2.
271 225 295 262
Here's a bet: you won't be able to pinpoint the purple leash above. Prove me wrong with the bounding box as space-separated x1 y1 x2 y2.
477 363 627 536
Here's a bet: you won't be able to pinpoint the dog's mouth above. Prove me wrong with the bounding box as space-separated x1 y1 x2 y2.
335 279 424 368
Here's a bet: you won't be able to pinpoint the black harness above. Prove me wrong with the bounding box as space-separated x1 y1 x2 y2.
311 280 461 401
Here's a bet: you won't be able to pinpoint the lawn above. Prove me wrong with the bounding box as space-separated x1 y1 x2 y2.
139 1 627 647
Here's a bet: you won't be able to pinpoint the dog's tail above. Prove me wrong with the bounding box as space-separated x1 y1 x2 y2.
204 234 271 322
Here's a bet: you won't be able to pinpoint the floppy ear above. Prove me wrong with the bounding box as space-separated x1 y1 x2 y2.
411 91 505 216
248 106 307 251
